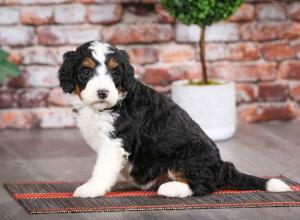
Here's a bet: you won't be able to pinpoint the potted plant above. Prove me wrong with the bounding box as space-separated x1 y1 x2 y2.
161 0 243 141
0 50 21 85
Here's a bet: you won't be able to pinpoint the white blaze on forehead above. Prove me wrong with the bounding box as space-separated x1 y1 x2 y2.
89 41 112 64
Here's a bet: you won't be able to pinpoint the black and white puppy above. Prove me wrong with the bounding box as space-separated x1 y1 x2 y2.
58 41 291 198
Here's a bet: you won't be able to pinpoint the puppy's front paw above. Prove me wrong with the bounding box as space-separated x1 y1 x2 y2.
73 182 106 198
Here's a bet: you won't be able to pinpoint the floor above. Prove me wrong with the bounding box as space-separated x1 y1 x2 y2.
0 121 300 220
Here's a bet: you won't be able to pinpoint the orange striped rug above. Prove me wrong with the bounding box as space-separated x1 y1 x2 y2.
4 176 300 214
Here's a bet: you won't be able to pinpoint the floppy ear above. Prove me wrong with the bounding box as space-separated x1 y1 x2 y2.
119 50 136 92
58 51 78 94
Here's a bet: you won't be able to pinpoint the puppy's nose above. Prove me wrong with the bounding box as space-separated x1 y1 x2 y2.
97 89 109 99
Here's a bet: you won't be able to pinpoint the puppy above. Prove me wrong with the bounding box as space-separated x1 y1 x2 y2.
58 41 291 198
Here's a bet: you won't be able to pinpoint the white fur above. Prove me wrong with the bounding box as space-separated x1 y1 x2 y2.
158 181 193 197
80 73 119 110
139 180 157 191
266 179 292 192
73 106 128 198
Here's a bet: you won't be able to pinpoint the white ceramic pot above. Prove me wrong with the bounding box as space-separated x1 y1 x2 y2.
171 80 236 141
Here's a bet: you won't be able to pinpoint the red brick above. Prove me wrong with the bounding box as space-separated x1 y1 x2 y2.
54 4 86 24
256 3 286 21
209 62 276 82
37 25 101 45
77 0 159 2
176 23 239 43
17 88 48 108
159 44 195 63
0 7 19 25
0 26 34 46
22 66 59 87
8 52 22 65
291 102 300 118
261 42 295 61
132 65 144 77
122 9 157 24
33 107 75 128
143 63 201 86
155 3 175 23
205 43 226 61
0 109 38 129
226 43 260 61
289 82 300 101
0 89 15 108
55 46 77 64
241 22 300 41
293 41 300 58
87 4 122 24
281 23 300 39
0 107 75 129
278 60 300 80
22 47 58 65
228 3 255 22
126 3 154 15
236 83 257 103
288 2 300 21
238 103 295 122
5 0 72 5
48 87 71 106
150 85 170 94
103 24 173 44
124 46 158 64
258 82 288 102
6 75 25 88
21 6 53 25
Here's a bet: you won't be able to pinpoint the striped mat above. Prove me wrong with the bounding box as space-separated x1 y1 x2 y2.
4 176 300 214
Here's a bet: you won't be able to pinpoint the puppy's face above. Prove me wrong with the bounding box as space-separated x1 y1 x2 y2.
58 41 134 111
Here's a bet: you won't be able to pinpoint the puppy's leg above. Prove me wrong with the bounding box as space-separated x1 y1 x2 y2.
73 145 126 198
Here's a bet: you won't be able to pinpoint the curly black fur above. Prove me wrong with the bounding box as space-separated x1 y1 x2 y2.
109 51 268 195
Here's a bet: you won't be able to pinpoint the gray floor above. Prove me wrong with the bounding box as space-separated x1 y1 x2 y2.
0 121 300 220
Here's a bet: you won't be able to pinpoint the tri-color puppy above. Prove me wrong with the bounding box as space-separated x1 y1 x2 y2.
58 41 291 198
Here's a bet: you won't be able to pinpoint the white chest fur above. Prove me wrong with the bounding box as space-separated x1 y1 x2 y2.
76 107 120 153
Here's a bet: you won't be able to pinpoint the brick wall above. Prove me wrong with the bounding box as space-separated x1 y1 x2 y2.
0 0 300 129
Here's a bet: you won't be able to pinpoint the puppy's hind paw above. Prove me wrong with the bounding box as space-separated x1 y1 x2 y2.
158 181 193 198
73 182 106 198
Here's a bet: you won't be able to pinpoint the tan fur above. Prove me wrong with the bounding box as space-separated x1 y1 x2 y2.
169 170 188 183
82 57 96 69
75 84 82 99
107 57 118 69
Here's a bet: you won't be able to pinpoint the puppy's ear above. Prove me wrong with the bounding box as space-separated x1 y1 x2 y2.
58 51 78 94
119 50 136 91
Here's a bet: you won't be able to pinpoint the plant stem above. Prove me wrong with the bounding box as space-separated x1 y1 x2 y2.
199 25 208 84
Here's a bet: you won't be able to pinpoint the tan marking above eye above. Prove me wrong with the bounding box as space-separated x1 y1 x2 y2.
107 57 119 70
82 57 96 69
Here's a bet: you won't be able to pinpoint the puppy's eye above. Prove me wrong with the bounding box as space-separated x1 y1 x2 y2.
81 69 90 77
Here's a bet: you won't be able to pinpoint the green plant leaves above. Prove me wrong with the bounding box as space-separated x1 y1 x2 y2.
0 50 21 85
0 50 9 61
161 0 244 27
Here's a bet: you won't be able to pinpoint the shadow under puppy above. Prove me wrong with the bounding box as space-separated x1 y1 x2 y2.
58 41 292 198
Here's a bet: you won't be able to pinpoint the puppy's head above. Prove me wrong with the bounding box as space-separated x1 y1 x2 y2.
58 41 135 111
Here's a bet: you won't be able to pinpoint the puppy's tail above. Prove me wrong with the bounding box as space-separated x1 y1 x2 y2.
221 162 292 192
